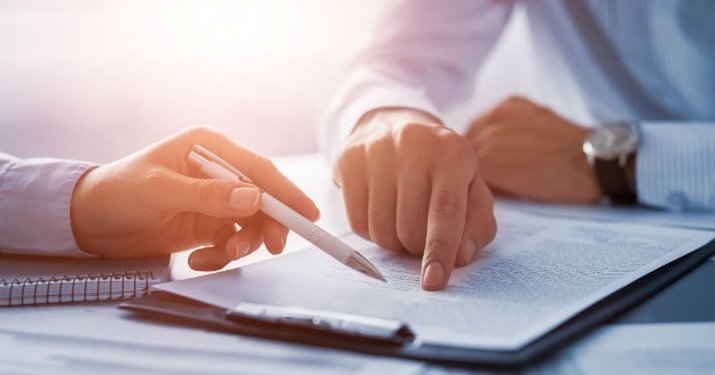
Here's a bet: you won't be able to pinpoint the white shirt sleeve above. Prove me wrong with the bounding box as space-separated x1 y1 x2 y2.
0 151 97 256
636 122 715 211
319 0 515 163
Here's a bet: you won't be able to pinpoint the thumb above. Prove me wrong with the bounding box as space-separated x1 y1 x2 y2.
156 171 263 218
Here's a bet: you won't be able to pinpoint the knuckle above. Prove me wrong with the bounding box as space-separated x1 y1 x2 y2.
491 95 525 116
337 145 363 171
248 155 279 183
431 191 461 217
259 155 277 172
405 244 425 255
373 238 399 251
480 125 500 141
475 213 498 248
438 132 472 157
365 136 394 159
186 124 220 138
369 223 399 250
504 95 527 105
486 215 497 241
436 128 462 144
183 125 230 147
395 221 413 245
399 122 427 137
425 238 451 255
396 222 424 254
402 238 425 255
404 243 424 255
395 122 432 146
335 153 351 176
196 179 217 206
348 217 369 240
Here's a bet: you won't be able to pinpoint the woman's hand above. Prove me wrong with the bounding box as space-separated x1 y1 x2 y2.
70 126 320 271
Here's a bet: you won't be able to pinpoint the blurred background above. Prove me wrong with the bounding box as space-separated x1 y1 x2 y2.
0 0 537 163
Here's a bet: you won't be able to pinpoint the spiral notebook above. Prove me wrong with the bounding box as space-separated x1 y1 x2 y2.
0 253 171 306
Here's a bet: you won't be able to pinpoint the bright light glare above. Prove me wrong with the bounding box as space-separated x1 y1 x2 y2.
0 0 386 161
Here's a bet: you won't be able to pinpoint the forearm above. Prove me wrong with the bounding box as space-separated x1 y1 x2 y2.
0 154 96 256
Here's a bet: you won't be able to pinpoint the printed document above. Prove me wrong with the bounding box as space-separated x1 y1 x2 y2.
156 209 714 351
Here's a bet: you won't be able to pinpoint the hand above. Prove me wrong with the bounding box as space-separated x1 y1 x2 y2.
70 126 320 271
335 108 496 291
466 96 601 203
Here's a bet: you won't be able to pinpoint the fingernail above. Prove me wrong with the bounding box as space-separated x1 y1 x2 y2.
313 207 321 221
423 262 445 290
229 188 260 212
460 239 476 265
237 238 251 259
189 256 201 270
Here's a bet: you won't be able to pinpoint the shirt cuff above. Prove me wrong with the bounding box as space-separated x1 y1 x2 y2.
636 122 715 211
0 158 98 257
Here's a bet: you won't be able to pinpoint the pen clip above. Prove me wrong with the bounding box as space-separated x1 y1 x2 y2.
225 302 415 345
189 144 253 184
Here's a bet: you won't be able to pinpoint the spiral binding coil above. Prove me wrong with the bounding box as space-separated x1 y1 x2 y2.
0 269 160 307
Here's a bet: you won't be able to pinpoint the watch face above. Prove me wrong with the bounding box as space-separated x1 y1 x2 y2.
583 122 639 160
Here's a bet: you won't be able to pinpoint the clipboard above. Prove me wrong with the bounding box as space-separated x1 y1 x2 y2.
119 238 715 367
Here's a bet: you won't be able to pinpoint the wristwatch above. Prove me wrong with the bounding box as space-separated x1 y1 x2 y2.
582 121 640 205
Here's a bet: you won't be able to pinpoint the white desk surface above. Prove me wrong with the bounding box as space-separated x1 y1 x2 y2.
2 153 713 375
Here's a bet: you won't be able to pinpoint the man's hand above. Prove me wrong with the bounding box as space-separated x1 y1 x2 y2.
70 126 320 271
335 108 496 291
466 96 601 203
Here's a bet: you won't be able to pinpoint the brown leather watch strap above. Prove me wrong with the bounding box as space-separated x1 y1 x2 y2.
593 157 637 205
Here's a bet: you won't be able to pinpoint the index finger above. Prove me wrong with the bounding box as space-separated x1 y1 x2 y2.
190 126 321 221
421 171 469 291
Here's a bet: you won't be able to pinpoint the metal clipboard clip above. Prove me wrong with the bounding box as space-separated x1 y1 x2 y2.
225 302 415 345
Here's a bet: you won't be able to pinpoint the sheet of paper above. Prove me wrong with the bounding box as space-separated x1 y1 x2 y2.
0 303 425 375
496 199 715 231
156 209 714 351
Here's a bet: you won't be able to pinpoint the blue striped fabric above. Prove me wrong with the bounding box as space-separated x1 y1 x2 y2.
516 0 715 210
637 122 715 211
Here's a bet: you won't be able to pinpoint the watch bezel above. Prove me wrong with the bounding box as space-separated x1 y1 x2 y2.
583 121 639 166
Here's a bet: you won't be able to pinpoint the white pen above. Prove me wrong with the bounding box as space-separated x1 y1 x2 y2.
187 145 386 282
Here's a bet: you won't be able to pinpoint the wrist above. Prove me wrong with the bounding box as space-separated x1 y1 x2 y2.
352 107 443 137
582 121 640 204
70 167 101 255
625 153 636 194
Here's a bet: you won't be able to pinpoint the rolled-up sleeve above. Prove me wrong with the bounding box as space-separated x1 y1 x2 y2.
636 122 715 211
319 0 515 163
0 152 97 256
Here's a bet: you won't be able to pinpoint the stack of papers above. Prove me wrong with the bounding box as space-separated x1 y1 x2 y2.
155 208 714 351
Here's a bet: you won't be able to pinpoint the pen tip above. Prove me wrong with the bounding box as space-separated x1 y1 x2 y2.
347 252 387 283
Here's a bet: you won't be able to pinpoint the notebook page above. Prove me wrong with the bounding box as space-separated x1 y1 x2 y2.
155 209 714 351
